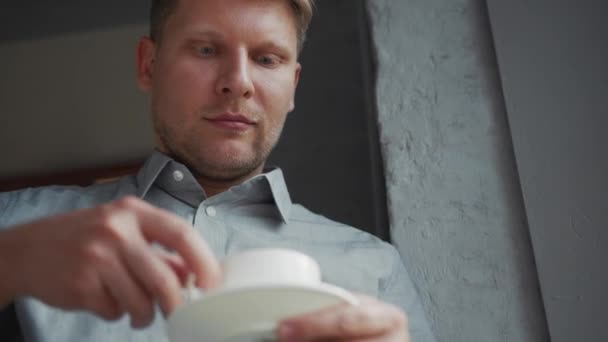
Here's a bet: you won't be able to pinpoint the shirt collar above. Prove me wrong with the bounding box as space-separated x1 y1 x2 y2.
135 150 291 222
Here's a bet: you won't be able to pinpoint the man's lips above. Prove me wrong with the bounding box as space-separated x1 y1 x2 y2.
204 113 256 131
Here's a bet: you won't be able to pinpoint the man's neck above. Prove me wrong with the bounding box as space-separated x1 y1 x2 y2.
196 164 265 198
154 146 266 197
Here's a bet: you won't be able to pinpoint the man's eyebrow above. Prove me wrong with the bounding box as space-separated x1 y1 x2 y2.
187 29 225 40
256 41 294 57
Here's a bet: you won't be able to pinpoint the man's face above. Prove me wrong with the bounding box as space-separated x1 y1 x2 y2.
137 0 301 181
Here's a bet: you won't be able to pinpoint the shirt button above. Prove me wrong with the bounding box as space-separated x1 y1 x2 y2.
173 170 184 182
205 206 217 217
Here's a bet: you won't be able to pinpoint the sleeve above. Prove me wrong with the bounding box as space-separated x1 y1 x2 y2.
379 248 437 342
0 191 16 229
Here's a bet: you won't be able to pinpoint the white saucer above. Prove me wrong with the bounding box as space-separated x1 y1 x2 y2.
167 283 358 342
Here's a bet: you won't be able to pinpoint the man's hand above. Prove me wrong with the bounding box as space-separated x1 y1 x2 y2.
277 294 409 341
0 196 221 328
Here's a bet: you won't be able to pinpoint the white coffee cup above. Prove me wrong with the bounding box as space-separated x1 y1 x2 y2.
220 248 322 290
169 248 356 342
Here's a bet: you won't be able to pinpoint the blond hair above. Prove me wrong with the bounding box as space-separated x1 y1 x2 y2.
289 0 315 52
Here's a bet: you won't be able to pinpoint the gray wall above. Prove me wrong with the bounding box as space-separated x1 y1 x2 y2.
0 2 153 177
368 1 548 341
0 24 155 179
487 1 608 341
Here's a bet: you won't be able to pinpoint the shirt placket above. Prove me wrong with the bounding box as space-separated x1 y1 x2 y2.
193 200 228 260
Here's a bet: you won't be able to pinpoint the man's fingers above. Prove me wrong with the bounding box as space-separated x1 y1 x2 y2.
123 240 184 317
116 197 221 289
99 253 155 329
153 247 190 286
279 299 407 341
85 275 124 322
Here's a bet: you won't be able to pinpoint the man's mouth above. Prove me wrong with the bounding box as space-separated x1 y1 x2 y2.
204 112 257 131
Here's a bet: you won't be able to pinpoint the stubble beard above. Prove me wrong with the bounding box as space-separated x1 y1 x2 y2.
154 112 285 183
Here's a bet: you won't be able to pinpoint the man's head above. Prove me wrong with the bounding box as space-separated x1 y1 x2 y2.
136 0 314 187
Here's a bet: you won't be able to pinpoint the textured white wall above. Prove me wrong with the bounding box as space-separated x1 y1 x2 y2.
368 1 548 341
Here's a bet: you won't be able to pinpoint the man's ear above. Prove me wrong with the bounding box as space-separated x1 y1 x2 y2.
288 63 302 112
136 37 156 92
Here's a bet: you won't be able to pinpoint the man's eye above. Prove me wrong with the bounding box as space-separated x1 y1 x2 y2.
198 46 215 56
257 55 279 66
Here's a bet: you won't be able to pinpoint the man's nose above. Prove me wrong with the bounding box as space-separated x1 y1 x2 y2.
215 52 254 99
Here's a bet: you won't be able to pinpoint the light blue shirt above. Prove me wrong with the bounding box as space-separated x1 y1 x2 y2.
0 151 435 341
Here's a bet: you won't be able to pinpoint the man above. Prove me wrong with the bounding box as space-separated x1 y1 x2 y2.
0 0 435 341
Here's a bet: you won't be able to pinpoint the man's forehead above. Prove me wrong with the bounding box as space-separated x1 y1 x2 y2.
172 0 296 22
167 0 298 48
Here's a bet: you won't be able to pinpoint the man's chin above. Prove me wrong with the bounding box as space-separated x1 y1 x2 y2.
194 159 263 182
195 146 264 180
